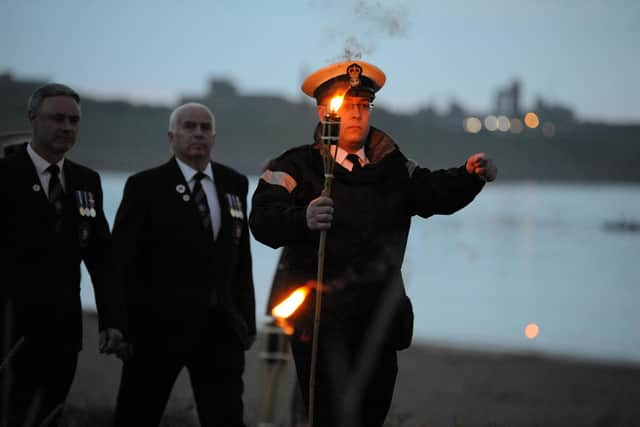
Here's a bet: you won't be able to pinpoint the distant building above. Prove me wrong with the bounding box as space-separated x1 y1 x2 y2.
495 80 521 117
178 79 239 106
207 79 238 98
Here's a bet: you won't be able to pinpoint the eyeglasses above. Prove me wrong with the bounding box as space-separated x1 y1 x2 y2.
342 101 374 112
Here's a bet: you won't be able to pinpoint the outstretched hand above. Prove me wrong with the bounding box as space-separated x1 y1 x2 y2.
466 152 497 182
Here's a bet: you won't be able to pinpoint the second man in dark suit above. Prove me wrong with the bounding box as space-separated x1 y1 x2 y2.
112 102 256 427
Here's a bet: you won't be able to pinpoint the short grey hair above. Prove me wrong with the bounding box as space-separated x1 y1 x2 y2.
28 83 80 114
168 102 216 134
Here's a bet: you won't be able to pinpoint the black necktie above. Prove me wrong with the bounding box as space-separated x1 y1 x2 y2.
47 164 64 211
192 172 212 233
47 164 64 232
346 153 362 171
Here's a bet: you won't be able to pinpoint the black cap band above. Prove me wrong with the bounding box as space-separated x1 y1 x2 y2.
314 75 378 104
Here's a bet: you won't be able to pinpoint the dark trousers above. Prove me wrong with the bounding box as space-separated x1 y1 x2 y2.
289 326 398 427
114 317 246 427
1 340 78 427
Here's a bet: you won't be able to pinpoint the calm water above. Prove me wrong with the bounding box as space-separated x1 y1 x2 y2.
81 172 640 364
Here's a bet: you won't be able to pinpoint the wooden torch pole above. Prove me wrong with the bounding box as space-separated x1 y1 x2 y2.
308 110 340 427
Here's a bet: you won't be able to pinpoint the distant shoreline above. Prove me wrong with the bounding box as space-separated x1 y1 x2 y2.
3 75 640 182
96 169 640 185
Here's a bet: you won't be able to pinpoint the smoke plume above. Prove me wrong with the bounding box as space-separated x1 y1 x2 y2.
324 0 411 61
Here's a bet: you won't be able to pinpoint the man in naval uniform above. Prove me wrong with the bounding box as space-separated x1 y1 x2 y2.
250 60 497 427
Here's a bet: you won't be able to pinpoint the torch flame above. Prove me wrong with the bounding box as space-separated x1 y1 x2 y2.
329 95 344 114
272 286 310 319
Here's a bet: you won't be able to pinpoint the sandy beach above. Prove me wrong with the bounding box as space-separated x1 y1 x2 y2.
63 312 640 427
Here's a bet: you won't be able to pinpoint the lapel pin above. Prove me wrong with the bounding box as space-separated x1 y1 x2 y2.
32 184 40 192
176 184 186 194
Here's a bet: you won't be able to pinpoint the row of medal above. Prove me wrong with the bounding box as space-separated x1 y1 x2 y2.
75 190 97 218
176 183 243 219
226 194 244 219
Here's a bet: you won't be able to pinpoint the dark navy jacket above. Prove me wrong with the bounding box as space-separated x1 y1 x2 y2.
250 126 484 350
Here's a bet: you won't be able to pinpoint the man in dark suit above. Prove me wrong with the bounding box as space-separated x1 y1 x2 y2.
0 84 125 427
112 102 256 427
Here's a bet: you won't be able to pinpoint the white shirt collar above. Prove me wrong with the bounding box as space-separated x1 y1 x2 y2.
27 143 65 175
175 157 213 183
330 145 367 168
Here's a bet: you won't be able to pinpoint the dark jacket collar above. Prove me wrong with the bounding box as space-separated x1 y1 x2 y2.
166 157 222 185
312 124 398 164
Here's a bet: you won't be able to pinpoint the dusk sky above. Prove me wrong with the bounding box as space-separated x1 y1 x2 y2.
1 0 638 123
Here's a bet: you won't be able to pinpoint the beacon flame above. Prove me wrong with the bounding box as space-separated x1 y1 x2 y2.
272 287 310 319
271 284 312 336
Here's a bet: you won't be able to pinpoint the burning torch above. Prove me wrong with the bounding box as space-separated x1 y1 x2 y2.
268 95 343 427
260 284 311 427
309 94 343 427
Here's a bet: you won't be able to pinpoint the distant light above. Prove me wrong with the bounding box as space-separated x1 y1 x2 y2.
484 115 498 131
464 117 482 134
497 115 511 132
524 112 540 129
510 118 524 134
542 122 556 137
525 323 540 339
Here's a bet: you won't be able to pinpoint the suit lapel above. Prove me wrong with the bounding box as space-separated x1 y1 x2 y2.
167 157 191 195
165 159 241 247
15 145 53 213
166 158 215 243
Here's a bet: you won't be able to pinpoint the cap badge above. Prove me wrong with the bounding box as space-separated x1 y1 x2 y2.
347 63 362 88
